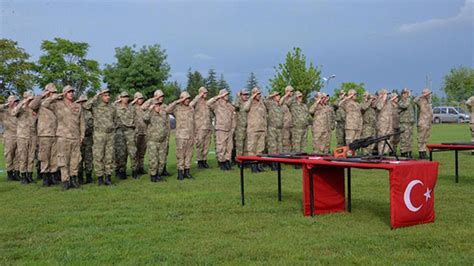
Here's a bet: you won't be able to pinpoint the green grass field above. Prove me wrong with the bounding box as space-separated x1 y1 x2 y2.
0 124 473 264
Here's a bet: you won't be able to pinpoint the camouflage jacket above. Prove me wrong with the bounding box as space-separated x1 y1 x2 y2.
233 97 248 131
115 103 136 128
43 96 85 140
361 101 376 129
391 102 400 129
398 98 415 124
243 99 267 132
143 107 169 142
12 100 37 139
190 95 212 130
207 97 235 132
375 97 393 129
83 109 94 136
83 94 117 134
334 99 346 122
340 98 362 130
309 102 332 132
285 96 309 129
414 96 433 126
264 98 283 129
134 104 147 135
0 105 17 138
466 96 474 124
166 101 194 139
30 95 57 137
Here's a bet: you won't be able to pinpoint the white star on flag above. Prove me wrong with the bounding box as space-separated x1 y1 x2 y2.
424 188 432 202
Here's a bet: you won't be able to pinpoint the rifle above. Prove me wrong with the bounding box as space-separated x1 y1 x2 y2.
258 152 329 159
333 130 404 159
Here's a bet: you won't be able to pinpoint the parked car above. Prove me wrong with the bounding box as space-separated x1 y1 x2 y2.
432 106 470 124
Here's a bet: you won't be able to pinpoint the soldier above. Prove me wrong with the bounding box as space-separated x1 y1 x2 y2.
309 92 332 154
0 96 20 181
208 89 235 171
29 83 59 186
165 91 194 180
190 87 212 169
398 88 415 158
76 95 94 184
338 89 363 148
143 90 168 182
390 92 400 156
13 91 37 184
414 88 433 159
264 90 283 171
466 96 474 155
244 87 267 173
375 89 393 155
323 94 335 153
42 86 85 191
132 92 147 175
360 92 377 155
83 89 117 186
282 91 309 162
334 91 346 147
233 89 249 157
114 91 138 179
281 86 294 153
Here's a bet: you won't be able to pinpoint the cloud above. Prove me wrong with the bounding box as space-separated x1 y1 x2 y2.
193 53 214 60
398 0 473 34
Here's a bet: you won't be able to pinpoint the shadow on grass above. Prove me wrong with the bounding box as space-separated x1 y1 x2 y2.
352 198 391 227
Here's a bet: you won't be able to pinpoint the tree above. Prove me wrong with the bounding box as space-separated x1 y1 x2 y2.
269 47 322 102
186 68 205 98
35 38 101 97
246 72 259 89
103 44 171 99
331 82 367 104
0 39 36 97
205 69 219 97
442 66 474 104
162 80 181 104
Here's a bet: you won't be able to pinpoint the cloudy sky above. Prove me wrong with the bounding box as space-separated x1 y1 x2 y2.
1 0 472 95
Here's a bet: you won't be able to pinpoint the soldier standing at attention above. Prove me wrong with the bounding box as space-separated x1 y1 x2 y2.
0 96 20 181
466 96 474 155
334 91 346 147
29 83 59 186
360 92 377 155
83 89 117 186
43 86 85 191
283 91 309 157
75 95 94 184
233 89 250 157
143 90 168 182
339 89 363 147
389 92 401 156
264 90 283 171
115 91 138 179
309 92 331 154
375 88 393 155
165 91 195 180
414 88 433 159
281 86 294 153
323 94 335 153
13 91 37 184
398 88 415 158
244 87 267 173
132 92 147 175
207 89 235 171
190 87 212 169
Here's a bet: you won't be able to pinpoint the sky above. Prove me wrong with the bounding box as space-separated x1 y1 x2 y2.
1 0 473 96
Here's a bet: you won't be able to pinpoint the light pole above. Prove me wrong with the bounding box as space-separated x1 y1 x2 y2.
322 74 336 88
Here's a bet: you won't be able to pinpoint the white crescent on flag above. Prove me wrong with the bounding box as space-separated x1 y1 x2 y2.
404 180 423 212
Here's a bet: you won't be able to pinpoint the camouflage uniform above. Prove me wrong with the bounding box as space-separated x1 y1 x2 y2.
390 94 400 154
0 96 19 180
244 88 267 156
133 93 147 174
334 98 346 147
115 92 138 177
190 87 213 164
398 93 415 156
284 92 309 153
340 94 362 146
83 90 117 183
360 97 377 155
375 90 393 154
144 104 169 179
414 90 433 156
466 96 474 146
264 94 283 155
309 95 332 154
233 93 248 156
281 86 294 153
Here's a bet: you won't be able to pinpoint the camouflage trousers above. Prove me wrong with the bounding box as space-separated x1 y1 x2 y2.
147 137 167 176
17 136 36 173
115 127 138 172
38 136 57 173
93 132 115 177
336 122 345 147
57 137 81 182
267 127 282 154
176 138 193 170
247 131 266 156
417 125 431 152
377 124 392 154
3 136 18 171
234 128 247 156
391 127 400 152
312 130 331 154
399 123 414 153
282 127 292 153
79 134 94 174
136 134 147 170
216 130 233 162
164 133 170 165
345 129 361 147
361 126 376 155
292 127 307 153
195 129 212 161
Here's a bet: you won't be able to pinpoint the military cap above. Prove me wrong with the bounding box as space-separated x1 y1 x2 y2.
180 91 191 100
314 92 324 98
198 87 208 94
422 88 431 95
154 90 164 98
401 88 410 94
23 90 34 98
284 85 294 93
363 91 370 97
62 85 75 94
119 91 129 98
251 87 261 95
390 92 398 100
7 95 19 103
295 91 303 97
378 88 388 95
348 89 357 96
218 89 229 97
75 95 88 103
240 88 250 95
269 90 280 98
134 92 144 99
99 88 110 95
44 83 57 93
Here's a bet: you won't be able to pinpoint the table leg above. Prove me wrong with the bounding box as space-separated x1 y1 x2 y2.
277 162 282 202
309 168 315 217
429 150 433 161
240 162 245 206
455 150 459 183
347 167 352 213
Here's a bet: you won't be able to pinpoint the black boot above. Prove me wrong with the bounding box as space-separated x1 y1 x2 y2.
98 176 104 186
53 171 61 184
12 171 20 181
150 174 157 182
219 161 226 171
119 169 127 180
408 152 413 159
184 169 194 179
37 172 43 181
203 161 210 169
7 171 13 181
225 161 233 170
78 171 84 184
257 164 265 172
105 175 112 186
62 181 71 191
27 172 35 183
270 163 279 171
85 173 93 184
197 161 204 169
20 173 28 184
419 151 426 160
132 170 139 179
177 170 185 181
42 173 51 187
70 176 80 188
251 164 259 173
162 166 171 177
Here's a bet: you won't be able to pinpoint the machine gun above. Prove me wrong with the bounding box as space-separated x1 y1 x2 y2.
333 130 404 160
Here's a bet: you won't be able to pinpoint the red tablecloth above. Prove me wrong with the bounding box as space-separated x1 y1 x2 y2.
427 144 474 151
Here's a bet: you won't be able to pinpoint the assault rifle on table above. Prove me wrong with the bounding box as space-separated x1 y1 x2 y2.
333 130 404 160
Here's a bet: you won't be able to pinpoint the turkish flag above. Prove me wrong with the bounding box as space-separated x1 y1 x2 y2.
390 162 438 229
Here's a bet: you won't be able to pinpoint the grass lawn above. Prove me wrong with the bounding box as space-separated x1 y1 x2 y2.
0 124 473 264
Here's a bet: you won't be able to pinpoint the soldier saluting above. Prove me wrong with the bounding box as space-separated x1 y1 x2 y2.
414 88 433 159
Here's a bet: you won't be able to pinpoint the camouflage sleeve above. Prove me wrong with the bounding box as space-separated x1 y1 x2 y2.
12 100 27 116
466 96 474 107
243 99 252 112
360 100 370 111
413 96 421 106
206 96 218 110
29 96 44 111
41 94 61 110
83 94 99 110
375 98 386 111
79 109 85 140
143 109 152 123
190 95 200 108
309 102 319 114
164 100 178 114
398 99 410 110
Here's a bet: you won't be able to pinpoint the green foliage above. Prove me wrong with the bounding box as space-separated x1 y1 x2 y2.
0 39 36 96
331 82 367 103
35 38 101 96
269 47 322 102
103 44 171 99
442 66 474 104
205 69 219 97
186 68 205 98
162 80 182 104
246 72 259 89
431 92 446 107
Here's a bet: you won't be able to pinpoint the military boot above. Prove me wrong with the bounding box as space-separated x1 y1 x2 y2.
98 176 104 186
251 164 259 173
78 171 84 184
218 161 225 171
62 181 71 191
177 170 185 181
70 176 80 188
150 174 157 182
85 173 93 184
162 166 171 177
105 175 112 186
225 161 233 170
203 161 210 169
197 161 204 169
270 163 279 171
53 171 61 184
132 169 139 179
42 173 51 187
257 164 266 172
184 169 194 179
13 171 20 181
37 172 43 181
419 151 426 159
27 172 35 183
7 171 13 181
20 173 28 184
